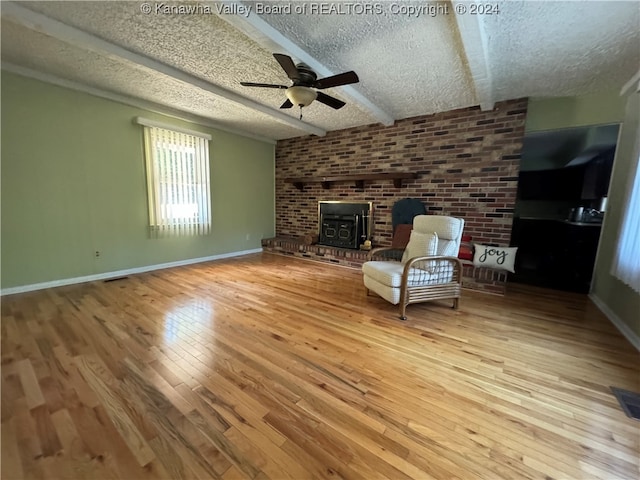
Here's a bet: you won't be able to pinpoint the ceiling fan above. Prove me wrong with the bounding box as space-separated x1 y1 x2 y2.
240 53 359 119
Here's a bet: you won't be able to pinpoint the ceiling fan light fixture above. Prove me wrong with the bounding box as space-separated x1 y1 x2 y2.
240 54 357 114
286 86 317 107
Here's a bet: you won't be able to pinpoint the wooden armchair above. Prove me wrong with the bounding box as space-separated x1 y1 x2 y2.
362 215 464 320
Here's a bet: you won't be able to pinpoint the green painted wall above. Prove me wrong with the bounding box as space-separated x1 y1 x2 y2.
526 90 626 132
1 72 275 289
591 91 640 341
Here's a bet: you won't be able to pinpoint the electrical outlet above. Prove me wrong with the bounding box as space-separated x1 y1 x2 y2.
245 234 250 241
95 250 101 258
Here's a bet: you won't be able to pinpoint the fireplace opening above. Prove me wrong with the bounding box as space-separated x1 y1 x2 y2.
318 201 372 249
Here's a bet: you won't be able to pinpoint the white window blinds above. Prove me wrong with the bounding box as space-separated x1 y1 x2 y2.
139 119 211 237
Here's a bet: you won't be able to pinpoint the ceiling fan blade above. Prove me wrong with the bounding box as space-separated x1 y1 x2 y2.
314 71 359 89
280 99 294 109
316 92 346 110
240 82 288 89
273 54 300 81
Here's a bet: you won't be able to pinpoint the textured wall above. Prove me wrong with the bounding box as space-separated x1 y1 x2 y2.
276 99 527 247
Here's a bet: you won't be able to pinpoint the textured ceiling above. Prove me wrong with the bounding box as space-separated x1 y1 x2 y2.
484 1 640 99
258 6 478 117
1 1 639 140
0 19 309 140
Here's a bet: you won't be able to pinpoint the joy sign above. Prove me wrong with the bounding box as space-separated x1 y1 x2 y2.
472 244 518 273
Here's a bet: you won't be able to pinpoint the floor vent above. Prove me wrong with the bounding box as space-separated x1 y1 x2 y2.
611 387 640 420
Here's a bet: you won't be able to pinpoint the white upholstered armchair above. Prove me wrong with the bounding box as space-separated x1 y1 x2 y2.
362 215 464 320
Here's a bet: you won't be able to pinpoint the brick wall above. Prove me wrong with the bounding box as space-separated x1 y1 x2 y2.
274 98 528 293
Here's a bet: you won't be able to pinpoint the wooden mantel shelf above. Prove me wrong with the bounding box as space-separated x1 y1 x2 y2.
285 172 418 190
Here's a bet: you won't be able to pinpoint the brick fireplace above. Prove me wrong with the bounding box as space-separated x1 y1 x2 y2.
266 98 528 294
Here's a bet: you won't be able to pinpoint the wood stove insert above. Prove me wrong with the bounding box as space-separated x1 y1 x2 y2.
318 201 372 249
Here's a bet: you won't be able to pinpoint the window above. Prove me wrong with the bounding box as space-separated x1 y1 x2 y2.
137 118 211 237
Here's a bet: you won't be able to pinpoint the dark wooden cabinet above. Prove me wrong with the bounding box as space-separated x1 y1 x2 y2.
509 144 614 292
510 218 601 293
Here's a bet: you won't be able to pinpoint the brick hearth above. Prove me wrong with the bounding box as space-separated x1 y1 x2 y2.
273 98 527 294
262 237 369 269
262 237 508 295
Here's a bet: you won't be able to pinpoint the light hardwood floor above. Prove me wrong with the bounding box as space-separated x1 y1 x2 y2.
1 253 638 479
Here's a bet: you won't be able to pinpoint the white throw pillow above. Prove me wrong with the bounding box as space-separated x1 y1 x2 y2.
402 231 438 264
472 244 517 273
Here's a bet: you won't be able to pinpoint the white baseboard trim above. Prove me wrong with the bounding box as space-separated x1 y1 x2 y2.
1 248 263 296
589 293 640 352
